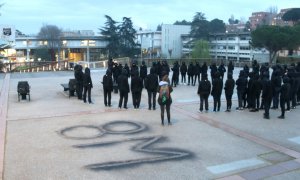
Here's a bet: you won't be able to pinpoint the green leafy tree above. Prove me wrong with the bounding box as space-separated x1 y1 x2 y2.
100 15 120 58
209 19 226 33
190 12 210 40
37 25 62 61
191 40 210 58
251 25 292 64
282 8 300 25
244 21 251 32
119 17 138 58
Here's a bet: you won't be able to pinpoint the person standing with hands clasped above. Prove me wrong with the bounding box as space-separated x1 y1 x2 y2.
102 69 113 107
158 74 173 126
83 67 93 104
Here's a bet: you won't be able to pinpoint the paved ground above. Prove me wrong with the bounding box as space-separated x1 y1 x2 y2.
1 68 300 180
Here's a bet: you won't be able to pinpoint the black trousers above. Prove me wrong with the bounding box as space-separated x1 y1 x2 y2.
200 94 209 111
147 90 156 109
264 98 272 117
280 97 287 117
118 91 128 108
194 74 200 85
213 95 221 111
76 83 83 99
188 75 194 85
225 93 233 110
132 91 142 108
104 89 111 106
83 86 91 103
160 104 171 123
237 90 245 108
181 73 186 83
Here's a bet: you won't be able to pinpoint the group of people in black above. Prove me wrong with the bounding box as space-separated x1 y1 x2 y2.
198 60 300 120
74 64 93 104
75 58 300 121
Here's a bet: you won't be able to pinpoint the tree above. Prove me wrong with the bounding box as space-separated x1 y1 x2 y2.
174 20 191 25
209 19 226 33
191 40 210 58
119 17 138 58
228 15 239 25
190 12 210 40
244 21 251 32
251 25 292 64
282 8 300 25
100 15 120 58
156 24 162 31
37 25 62 61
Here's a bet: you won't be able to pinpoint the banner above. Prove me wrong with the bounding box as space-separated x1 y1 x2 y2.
0 25 15 44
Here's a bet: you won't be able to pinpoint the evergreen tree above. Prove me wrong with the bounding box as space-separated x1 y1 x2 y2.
119 17 138 58
100 15 120 59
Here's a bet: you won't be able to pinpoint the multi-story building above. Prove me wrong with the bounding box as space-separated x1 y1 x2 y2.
249 12 274 30
271 8 293 26
135 30 161 59
209 32 269 63
161 24 191 59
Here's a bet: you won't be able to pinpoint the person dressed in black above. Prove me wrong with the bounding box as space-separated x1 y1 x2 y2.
83 67 93 104
187 62 194 86
210 62 218 82
158 75 173 125
201 62 208 79
197 74 211 112
262 72 273 119
171 61 180 87
252 60 260 75
194 62 201 86
236 70 247 110
117 69 130 109
227 61 234 78
218 62 226 80
211 72 223 112
139 60 147 88
131 71 143 109
278 76 291 119
124 63 131 78
130 61 139 78
74 64 83 100
180 62 187 84
102 69 113 107
224 73 235 112
271 70 282 109
145 67 159 110
112 63 119 84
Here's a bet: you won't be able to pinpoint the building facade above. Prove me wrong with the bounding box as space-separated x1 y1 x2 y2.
209 32 269 63
161 24 191 59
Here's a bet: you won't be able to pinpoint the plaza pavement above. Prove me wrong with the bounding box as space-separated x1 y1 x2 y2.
0 68 300 180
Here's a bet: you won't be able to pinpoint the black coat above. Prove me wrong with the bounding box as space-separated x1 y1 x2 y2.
117 73 130 93
131 76 143 93
103 74 113 91
211 78 223 96
145 69 159 92
194 64 201 75
236 76 247 92
83 73 93 88
198 79 211 96
224 78 235 96
180 63 187 74
188 64 194 76
140 65 147 78
262 78 273 100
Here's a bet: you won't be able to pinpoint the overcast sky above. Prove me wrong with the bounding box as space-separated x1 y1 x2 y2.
0 0 298 35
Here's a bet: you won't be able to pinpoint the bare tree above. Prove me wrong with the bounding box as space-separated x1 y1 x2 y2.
267 6 278 14
38 25 62 61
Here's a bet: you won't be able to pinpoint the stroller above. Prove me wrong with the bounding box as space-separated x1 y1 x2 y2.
17 81 30 101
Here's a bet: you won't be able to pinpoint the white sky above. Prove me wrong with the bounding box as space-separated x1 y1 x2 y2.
0 0 298 35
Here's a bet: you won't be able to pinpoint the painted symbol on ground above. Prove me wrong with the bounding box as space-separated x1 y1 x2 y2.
58 121 192 170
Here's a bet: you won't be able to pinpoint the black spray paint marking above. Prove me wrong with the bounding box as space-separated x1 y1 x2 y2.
58 121 192 170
